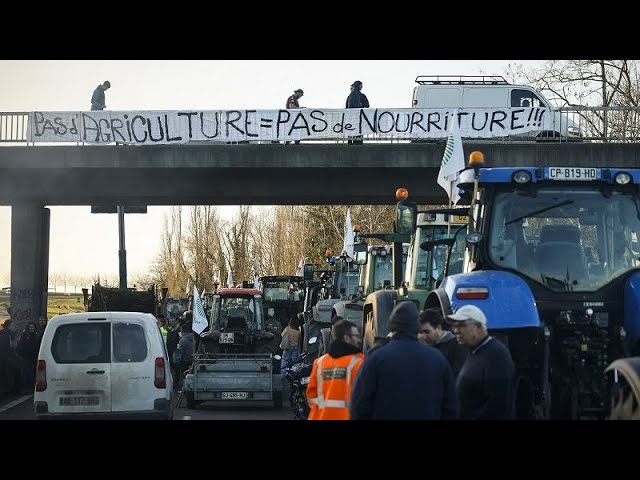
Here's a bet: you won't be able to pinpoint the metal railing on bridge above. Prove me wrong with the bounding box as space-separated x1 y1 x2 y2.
2 107 640 144
0 112 28 143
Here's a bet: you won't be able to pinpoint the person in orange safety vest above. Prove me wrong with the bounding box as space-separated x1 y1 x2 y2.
306 319 364 420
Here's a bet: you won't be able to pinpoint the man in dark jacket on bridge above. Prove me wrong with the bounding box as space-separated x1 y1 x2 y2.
350 301 457 420
91 80 111 111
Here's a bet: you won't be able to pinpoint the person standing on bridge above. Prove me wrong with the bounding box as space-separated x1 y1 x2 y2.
286 89 304 109
346 80 369 109
285 88 304 144
345 80 369 144
91 80 111 111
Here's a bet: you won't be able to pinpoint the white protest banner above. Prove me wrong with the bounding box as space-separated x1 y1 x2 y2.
28 107 552 144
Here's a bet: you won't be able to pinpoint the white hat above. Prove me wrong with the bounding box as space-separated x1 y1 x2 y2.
447 304 487 326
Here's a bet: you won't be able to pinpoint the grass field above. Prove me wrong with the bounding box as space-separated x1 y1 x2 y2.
0 294 85 322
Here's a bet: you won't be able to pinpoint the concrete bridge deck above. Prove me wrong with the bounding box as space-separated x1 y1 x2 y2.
1 142 639 205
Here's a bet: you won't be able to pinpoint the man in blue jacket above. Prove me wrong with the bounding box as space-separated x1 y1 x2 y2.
349 301 457 420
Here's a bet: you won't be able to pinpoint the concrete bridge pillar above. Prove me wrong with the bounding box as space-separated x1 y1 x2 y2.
10 204 50 330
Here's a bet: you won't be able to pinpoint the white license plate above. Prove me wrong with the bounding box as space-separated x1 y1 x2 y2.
60 396 99 406
545 167 601 181
219 332 234 344
221 392 248 399
300 377 310 385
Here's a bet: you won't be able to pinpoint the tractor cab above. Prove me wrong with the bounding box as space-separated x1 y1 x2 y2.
413 153 640 419
200 288 275 354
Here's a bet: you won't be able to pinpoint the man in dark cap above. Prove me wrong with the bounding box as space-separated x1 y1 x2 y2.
345 81 369 144
286 89 304 109
91 80 111 111
350 301 457 420
345 80 369 109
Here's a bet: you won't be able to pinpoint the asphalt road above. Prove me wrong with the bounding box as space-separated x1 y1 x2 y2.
0 387 297 420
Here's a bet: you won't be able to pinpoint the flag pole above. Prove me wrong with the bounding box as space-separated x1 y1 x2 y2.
447 181 453 237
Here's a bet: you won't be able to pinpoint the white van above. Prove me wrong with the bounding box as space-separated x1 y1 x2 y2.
412 75 582 140
34 311 173 420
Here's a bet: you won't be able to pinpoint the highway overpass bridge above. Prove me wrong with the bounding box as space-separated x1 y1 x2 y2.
2 142 640 205
3 140 640 326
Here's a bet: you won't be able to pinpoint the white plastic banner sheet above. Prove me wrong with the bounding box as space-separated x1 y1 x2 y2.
28 107 553 144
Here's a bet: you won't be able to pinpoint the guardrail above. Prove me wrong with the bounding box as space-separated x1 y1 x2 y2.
0 112 28 143
2 107 640 144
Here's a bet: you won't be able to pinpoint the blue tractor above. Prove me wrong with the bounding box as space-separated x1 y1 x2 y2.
400 154 640 419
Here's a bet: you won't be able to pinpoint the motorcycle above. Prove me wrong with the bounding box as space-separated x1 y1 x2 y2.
283 337 317 420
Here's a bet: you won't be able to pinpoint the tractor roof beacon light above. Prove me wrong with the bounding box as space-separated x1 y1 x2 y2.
353 224 361 233
396 188 409 201
468 151 485 173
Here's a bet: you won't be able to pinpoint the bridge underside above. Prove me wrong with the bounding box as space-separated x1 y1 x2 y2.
2 142 639 206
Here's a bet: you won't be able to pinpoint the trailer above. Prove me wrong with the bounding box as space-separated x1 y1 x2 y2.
181 287 282 409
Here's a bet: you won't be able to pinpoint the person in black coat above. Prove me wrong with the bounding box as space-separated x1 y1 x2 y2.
345 80 369 145
419 307 468 377
448 304 516 420
166 316 181 388
17 321 39 392
345 80 369 109
350 301 457 420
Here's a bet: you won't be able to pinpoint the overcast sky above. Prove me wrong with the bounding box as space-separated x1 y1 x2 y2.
0 60 544 284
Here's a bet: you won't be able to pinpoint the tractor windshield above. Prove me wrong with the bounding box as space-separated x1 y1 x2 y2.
213 296 262 330
263 279 293 302
405 225 466 288
488 186 640 292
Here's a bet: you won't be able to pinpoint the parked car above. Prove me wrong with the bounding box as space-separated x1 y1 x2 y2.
34 311 173 420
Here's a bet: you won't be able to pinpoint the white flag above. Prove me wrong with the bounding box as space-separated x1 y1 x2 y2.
226 267 234 288
192 286 209 335
295 258 304 277
342 208 355 261
252 261 260 289
437 113 466 204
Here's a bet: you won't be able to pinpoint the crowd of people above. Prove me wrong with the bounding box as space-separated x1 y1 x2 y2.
305 301 516 420
1 294 513 421
0 313 48 396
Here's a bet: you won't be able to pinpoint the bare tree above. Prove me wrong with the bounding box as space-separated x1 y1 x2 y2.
506 60 640 140
49 272 61 293
130 271 156 291
154 206 189 297
185 206 225 293
0 270 9 287
59 272 69 294
222 206 253 284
